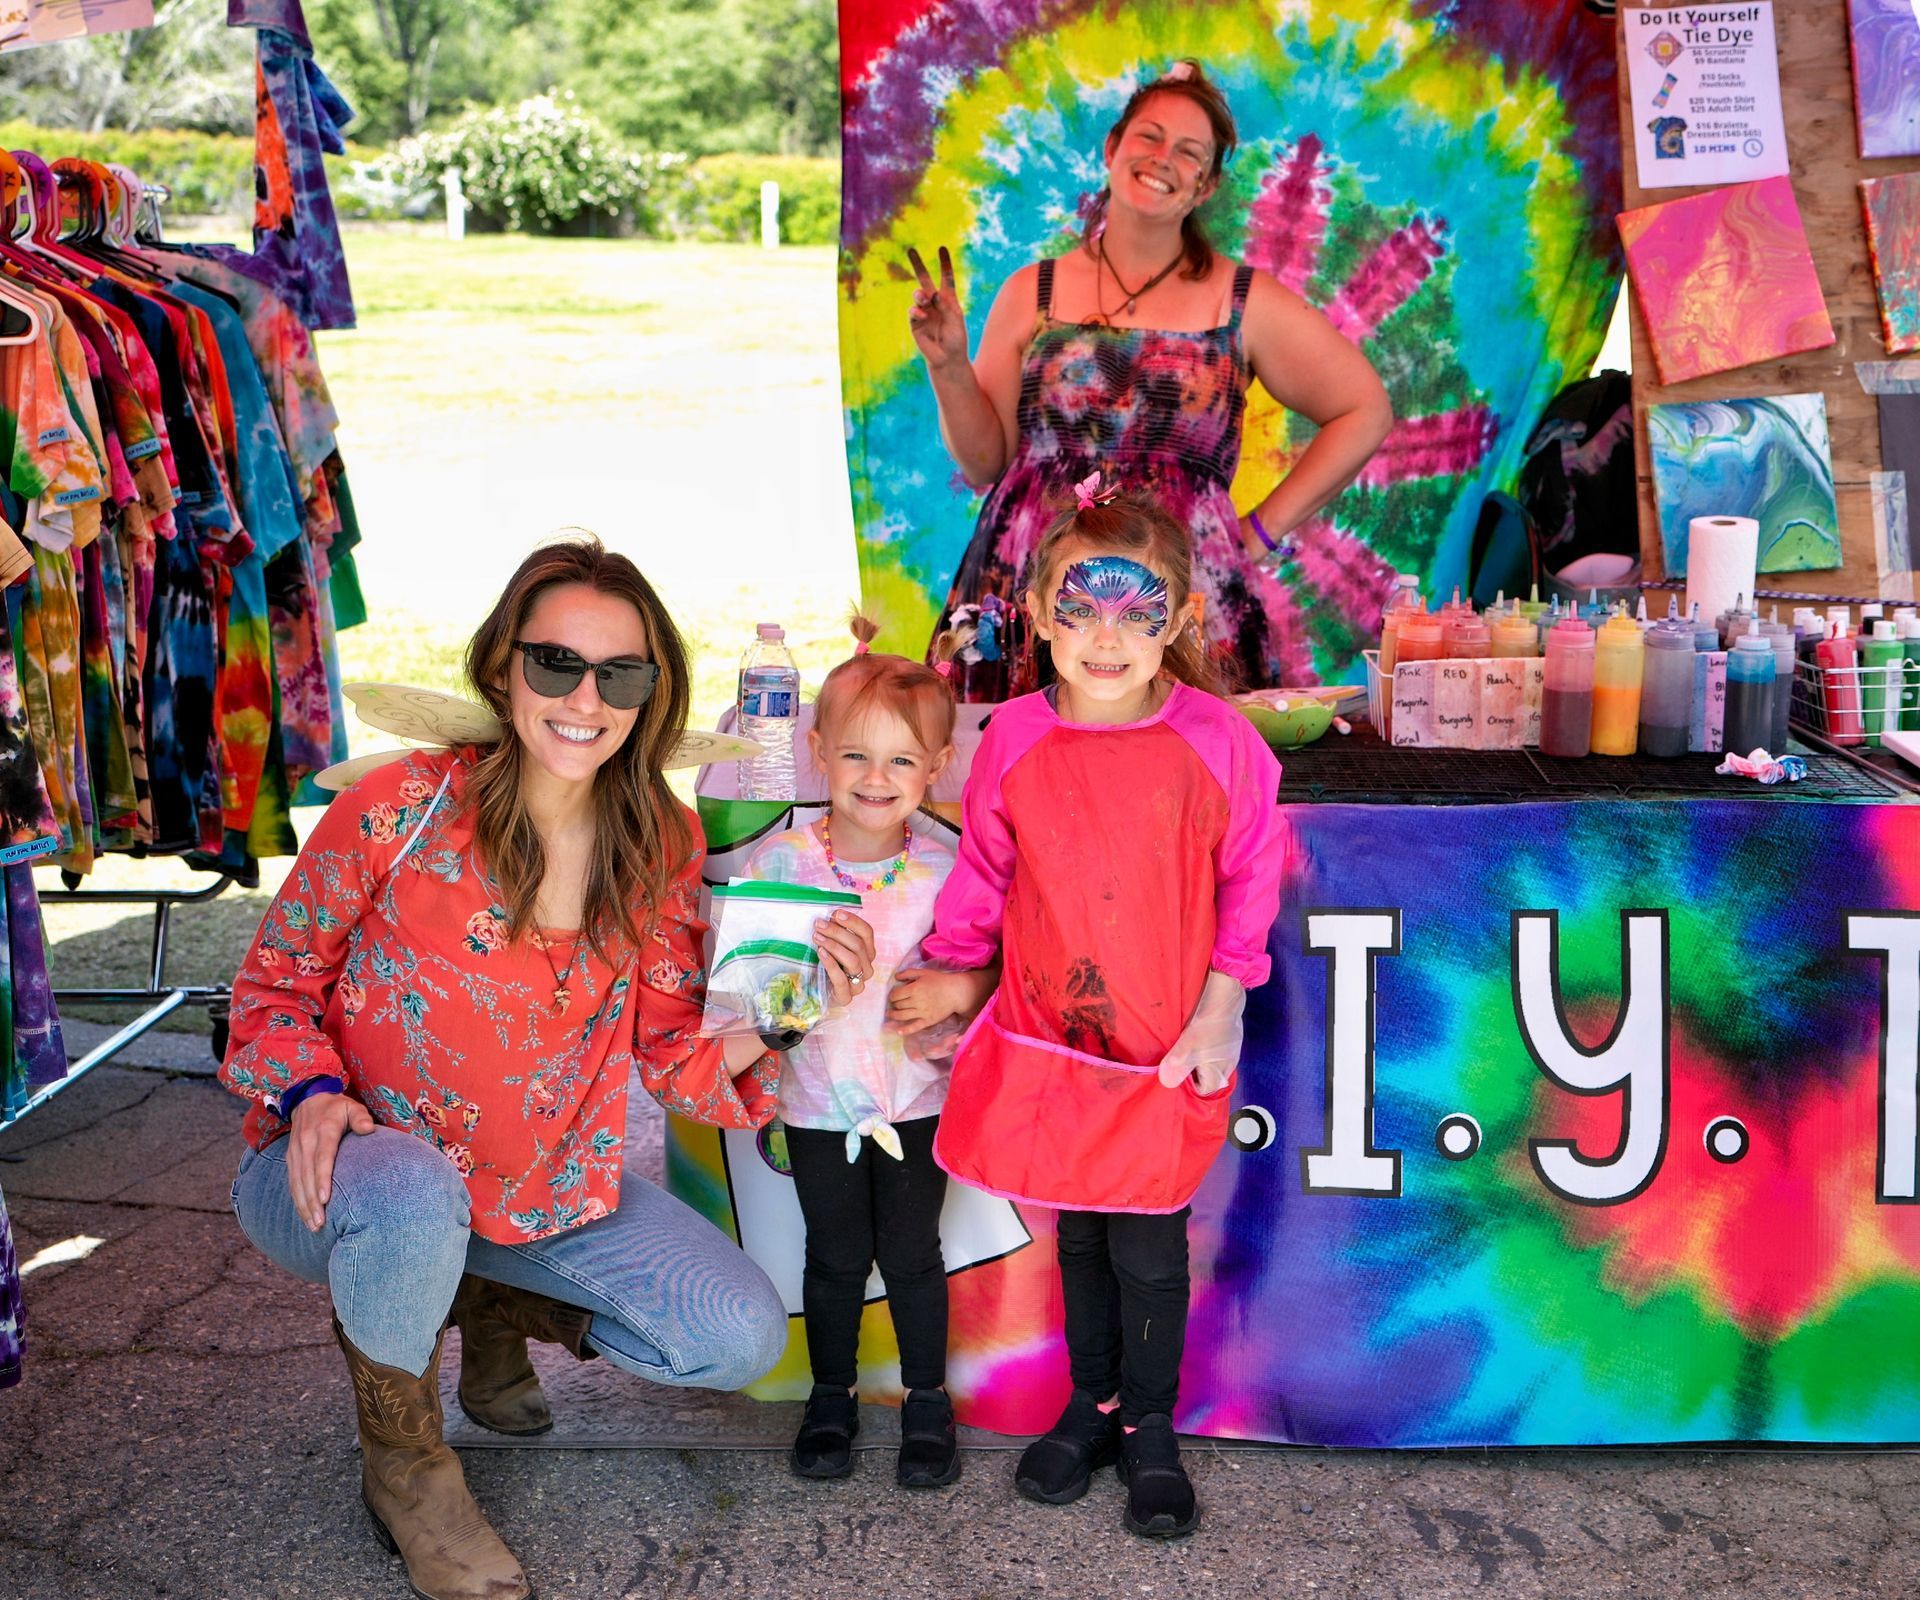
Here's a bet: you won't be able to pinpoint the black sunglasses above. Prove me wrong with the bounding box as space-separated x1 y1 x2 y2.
514 641 660 710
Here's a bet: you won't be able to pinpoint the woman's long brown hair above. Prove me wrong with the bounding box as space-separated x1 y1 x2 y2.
463 535 692 961
1079 60 1239 283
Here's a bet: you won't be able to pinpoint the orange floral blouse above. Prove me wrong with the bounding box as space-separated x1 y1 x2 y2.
219 748 777 1243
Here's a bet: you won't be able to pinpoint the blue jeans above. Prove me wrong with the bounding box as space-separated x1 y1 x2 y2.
232 1126 787 1382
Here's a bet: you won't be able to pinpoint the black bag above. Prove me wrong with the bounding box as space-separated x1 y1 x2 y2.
1516 368 1636 576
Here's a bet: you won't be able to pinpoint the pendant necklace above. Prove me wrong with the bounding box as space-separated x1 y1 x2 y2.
821 816 913 892
1093 237 1184 324
532 929 583 1016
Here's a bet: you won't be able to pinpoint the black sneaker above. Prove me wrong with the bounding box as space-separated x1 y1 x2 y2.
1014 1389 1121 1505
1117 1413 1198 1538
790 1385 858 1479
896 1387 961 1488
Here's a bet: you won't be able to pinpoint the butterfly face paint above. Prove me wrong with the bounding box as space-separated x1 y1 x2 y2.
1052 557 1171 638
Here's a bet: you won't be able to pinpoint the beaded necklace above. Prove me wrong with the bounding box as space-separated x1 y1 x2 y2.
820 816 913 892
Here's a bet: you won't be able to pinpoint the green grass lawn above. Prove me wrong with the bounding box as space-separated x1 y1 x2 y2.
41 224 873 1031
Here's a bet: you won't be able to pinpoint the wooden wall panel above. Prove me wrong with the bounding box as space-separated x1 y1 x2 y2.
1618 0 1907 601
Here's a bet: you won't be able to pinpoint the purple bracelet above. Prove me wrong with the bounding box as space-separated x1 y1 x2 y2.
1244 514 1290 564
274 1074 345 1120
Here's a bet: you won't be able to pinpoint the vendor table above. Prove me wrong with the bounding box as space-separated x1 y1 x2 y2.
677 723 1920 1447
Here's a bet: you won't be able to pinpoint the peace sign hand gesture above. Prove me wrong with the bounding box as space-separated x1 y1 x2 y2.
907 245 970 373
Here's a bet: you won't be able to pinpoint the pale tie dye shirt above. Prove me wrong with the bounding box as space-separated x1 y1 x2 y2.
743 824 954 1159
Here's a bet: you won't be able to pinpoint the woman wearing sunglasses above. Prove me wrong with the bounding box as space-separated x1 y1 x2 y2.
219 537 875 1600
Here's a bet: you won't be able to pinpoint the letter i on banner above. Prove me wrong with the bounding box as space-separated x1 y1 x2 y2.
1515 910 1671 1205
1846 914 1920 1203
1301 910 1402 1196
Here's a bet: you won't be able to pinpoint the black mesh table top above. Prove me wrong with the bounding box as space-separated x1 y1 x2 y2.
1275 727 1907 805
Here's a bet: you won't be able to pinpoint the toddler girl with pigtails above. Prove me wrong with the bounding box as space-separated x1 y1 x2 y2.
889 478 1285 1539
741 619 962 1488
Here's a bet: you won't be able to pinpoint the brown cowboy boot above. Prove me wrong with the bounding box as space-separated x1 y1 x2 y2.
450 1276 597 1436
334 1318 532 1600
449 1277 551 1437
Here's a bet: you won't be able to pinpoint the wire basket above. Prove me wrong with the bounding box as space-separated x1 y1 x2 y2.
1791 656 1909 741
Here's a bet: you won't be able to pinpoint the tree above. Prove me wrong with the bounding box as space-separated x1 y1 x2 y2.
560 0 838 156
309 0 546 141
0 0 253 134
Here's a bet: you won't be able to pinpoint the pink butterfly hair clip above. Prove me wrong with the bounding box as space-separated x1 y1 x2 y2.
1073 470 1120 511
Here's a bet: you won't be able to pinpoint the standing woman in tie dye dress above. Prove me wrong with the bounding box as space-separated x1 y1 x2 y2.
907 60 1393 690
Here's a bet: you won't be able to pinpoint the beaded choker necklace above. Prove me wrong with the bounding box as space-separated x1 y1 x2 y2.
820 816 912 892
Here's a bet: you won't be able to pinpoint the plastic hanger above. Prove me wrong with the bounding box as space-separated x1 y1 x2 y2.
0 152 41 343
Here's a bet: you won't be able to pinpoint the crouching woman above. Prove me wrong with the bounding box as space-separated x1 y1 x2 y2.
219 537 874 1600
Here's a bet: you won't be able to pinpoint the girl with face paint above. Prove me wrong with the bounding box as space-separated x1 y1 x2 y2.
906 58 1392 692
888 492 1288 1539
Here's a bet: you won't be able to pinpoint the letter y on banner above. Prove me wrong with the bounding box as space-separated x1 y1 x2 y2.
1517 910 1670 1206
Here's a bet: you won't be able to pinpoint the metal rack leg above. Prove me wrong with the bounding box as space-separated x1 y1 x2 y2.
3 873 241 1127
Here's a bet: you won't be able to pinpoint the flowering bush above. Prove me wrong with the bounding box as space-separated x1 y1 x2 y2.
380 95 681 236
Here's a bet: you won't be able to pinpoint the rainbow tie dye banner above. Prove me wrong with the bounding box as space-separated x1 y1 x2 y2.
838 1 1624 683
673 797 1920 1446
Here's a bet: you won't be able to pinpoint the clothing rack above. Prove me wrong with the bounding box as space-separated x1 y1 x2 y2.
0 872 237 1125
0 150 361 1127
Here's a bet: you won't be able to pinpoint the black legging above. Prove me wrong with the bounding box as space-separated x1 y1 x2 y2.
1056 1206 1191 1425
784 1115 949 1392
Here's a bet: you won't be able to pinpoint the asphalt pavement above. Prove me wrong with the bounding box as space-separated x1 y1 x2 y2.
1 1062 1915 1600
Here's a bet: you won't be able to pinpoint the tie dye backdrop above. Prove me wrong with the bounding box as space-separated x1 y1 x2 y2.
838 1 1624 683
675 797 1920 1446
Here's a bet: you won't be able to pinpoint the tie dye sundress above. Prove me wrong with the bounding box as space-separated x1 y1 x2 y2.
938 257 1297 692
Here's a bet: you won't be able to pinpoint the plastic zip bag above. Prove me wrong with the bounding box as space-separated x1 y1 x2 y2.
700 879 863 1040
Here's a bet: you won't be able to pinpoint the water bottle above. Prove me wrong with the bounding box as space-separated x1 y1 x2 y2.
738 623 800 801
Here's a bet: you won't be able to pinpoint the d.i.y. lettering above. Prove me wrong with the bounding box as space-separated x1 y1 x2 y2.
1286 909 1920 1207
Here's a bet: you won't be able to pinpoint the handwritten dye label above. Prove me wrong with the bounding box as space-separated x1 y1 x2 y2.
1479 661 1528 749
1690 650 1729 752
1390 660 1437 747
1432 661 1481 748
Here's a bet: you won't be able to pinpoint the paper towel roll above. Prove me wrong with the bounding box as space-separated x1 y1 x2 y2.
1684 516 1759 624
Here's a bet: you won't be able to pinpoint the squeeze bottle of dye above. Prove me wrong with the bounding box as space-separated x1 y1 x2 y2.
1689 603 1719 656
1816 621 1865 746
1590 609 1646 756
1379 591 1424 674
1442 609 1491 659
1794 609 1825 668
1490 607 1540 658
1900 617 1920 732
1579 587 1609 629
1536 596 1565 653
1634 597 1653 634
1863 620 1903 748
1639 619 1695 758
1760 615 1796 754
1723 621 1776 759
1718 594 1754 649
1540 616 1596 758
1394 608 1445 665
1439 585 1473 621
1516 583 1549 630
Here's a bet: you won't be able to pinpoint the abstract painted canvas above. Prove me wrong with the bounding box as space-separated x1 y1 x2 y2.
1648 395 1841 576
1848 0 1920 158
1862 172 1920 356
1617 178 1834 384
